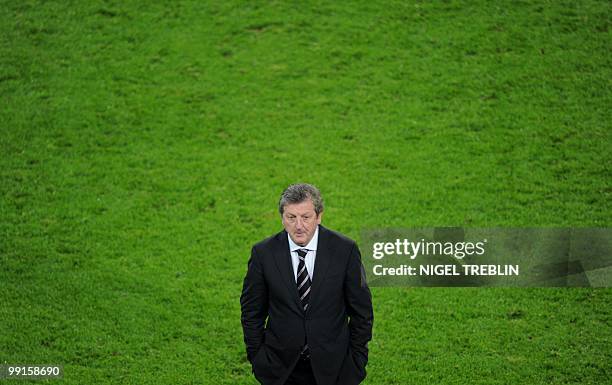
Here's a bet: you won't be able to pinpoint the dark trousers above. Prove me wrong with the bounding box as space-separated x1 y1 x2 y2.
284 357 317 385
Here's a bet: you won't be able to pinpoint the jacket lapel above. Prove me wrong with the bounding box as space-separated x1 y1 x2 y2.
273 231 303 311
306 225 331 314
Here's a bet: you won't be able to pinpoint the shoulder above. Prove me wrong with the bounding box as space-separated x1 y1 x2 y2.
319 225 360 259
252 230 286 255
320 225 356 247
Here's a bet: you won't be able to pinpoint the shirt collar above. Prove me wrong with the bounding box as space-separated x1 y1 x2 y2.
288 226 319 252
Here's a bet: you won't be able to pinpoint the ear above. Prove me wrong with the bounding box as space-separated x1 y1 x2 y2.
316 211 323 225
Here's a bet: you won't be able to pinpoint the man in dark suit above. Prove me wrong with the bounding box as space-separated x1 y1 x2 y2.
240 183 374 385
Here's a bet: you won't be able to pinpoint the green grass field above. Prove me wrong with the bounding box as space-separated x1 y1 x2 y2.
1 1 610 384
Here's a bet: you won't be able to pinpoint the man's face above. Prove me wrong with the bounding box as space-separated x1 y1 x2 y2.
281 199 322 246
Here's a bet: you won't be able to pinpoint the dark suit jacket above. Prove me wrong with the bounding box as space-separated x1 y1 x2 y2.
240 225 374 385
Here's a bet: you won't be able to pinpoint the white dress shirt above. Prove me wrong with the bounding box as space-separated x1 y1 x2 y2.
287 226 319 282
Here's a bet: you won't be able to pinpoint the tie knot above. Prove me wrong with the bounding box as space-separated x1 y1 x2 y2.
296 249 308 258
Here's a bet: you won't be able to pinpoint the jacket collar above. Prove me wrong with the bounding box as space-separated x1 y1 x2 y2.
273 225 332 314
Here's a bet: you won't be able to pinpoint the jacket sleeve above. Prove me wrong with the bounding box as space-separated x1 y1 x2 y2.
240 246 269 363
344 242 374 366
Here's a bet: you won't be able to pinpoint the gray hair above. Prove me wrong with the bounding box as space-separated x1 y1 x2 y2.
278 183 324 216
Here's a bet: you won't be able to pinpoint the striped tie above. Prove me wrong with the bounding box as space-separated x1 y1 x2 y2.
296 249 311 311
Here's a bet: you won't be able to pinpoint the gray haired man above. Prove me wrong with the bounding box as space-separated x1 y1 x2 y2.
241 183 373 385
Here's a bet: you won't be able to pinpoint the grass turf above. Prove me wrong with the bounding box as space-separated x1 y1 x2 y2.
1 1 610 384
